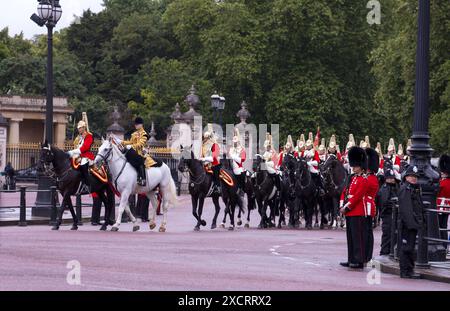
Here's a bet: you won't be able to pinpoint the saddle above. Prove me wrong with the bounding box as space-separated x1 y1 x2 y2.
70 158 108 183
204 166 235 187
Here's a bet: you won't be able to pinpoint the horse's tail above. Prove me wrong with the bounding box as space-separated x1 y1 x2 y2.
164 164 178 207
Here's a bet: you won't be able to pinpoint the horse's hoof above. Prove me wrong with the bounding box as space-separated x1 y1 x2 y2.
111 227 119 232
281 220 286 226
71 225 78 231
220 223 225 228
228 226 234 231
244 223 250 228
306 225 313 230
277 223 282 229
149 223 156 230
201 220 207 227
133 225 140 232
268 222 275 228
211 223 217 230
159 226 166 233
194 226 200 231
237 219 242 226
320 224 324 230
100 225 107 231
51 226 59 231
314 223 319 228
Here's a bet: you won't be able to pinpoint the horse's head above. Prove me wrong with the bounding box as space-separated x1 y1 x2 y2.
178 145 193 173
282 153 297 172
253 154 264 172
321 154 337 173
383 157 393 171
94 136 114 165
37 140 55 174
297 157 308 172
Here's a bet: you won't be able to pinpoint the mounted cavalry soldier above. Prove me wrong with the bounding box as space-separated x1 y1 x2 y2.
318 138 327 163
296 134 306 157
67 113 95 192
262 133 281 191
229 128 246 194
339 146 368 269
380 138 401 180
278 135 297 168
343 134 356 174
327 135 342 162
437 154 450 247
302 132 321 186
360 136 370 149
120 117 149 186
201 124 221 194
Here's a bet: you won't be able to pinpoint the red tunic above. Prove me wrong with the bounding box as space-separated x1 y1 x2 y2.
78 133 95 160
340 175 367 217
301 149 320 171
437 177 450 211
211 143 220 166
364 174 379 217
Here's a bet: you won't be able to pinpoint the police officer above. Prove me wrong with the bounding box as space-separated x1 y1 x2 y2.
378 168 399 256
398 165 423 279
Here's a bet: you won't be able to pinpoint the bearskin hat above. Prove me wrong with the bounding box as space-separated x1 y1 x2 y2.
365 148 379 173
439 154 450 174
348 146 367 169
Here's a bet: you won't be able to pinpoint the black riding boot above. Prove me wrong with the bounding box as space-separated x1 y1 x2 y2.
138 165 147 187
80 163 91 192
270 173 281 194
212 165 221 194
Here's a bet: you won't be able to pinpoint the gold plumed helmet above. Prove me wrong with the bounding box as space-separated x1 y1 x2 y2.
387 138 396 152
285 135 294 150
406 139 412 151
375 142 383 158
365 136 370 148
204 123 215 140
328 134 337 150
318 138 326 153
263 133 272 148
306 132 314 147
232 128 241 144
397 144 404 156
359 140 365 148
346 134 355 150
77 112 90 131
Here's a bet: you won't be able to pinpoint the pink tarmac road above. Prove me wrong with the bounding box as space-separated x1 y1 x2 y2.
1 195 449 291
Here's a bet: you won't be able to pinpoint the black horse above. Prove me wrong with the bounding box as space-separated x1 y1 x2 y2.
281 153 299 228
219 158 245 230
295 157 318 229
253 155 279 228
319 155 347 229
178 146 221 231
38 141 115 231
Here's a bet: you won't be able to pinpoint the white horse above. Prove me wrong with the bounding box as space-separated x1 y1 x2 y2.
94 135 178 232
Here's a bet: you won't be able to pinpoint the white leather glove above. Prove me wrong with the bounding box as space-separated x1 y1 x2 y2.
231 154 241 163
202 156 213 163
126 145 132 150
68 149 80 157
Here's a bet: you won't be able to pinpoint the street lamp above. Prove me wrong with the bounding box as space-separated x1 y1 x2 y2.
31 0 63 217
211 91 220 126
409 0 445 264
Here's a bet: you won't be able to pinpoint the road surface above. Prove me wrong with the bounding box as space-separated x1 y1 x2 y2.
1 195 449 291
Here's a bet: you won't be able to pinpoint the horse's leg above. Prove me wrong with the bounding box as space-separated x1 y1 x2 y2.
257 198 265 229
197 196 206 227
159 190 169 233
65 195 78 230
228 202 236 230
147 192 158 230
52 194 66 230
123 198 140 232
211 195 220 229
111 191 129 231
237 196 243 226
192 195 200 231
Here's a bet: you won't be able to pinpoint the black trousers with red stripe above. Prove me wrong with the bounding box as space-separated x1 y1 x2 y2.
346 216 368 265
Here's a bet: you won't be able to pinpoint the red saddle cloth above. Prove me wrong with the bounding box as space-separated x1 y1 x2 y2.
204 166 235 187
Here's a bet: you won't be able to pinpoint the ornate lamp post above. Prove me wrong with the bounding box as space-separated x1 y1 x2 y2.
211 91 220 126
409 0 445 264
31 0 63 216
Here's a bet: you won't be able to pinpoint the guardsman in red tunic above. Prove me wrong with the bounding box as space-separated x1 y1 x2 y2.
201 124 221 194
437 154 450 246
339 146 368 269
68 119 95 191
295 134 306 158
364 148 380 262
229 128 246 194
380 138 401 180
278 135 297 168
318 138 327 163
302 132 322 191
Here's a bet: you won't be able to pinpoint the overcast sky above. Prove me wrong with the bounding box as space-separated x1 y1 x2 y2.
1 0 105 39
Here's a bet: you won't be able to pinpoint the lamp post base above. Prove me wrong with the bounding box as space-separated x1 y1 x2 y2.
33 175 59 218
